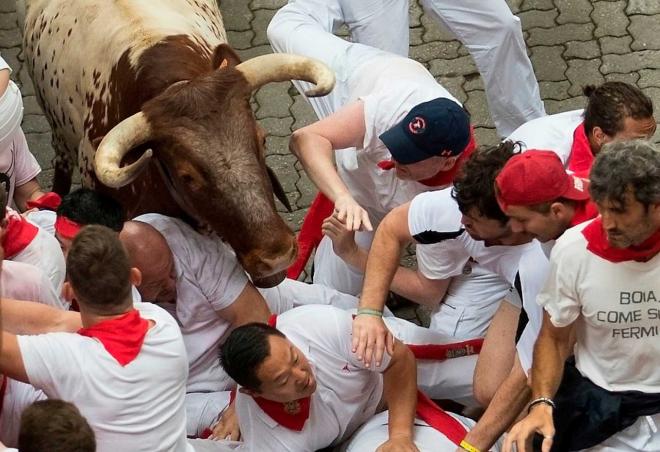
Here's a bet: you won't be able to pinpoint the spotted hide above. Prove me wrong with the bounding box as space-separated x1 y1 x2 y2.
22 0 335 287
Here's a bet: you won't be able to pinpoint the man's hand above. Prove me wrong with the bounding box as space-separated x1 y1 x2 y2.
376 434 419 452
503 404 554 452
209 401 241 441
322 214 359 260
333 193 373 232
351 314 393 368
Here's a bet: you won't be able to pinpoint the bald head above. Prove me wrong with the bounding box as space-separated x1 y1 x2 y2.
119 221 177 303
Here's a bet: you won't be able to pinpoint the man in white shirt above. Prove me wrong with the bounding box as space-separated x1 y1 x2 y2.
268 0 475 295
0 225 192 452
220 304 440 451
506 82 655 177
0 55 46 212
505 141 660 452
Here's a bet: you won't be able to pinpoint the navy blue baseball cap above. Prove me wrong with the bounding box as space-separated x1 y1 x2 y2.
379 98 471 165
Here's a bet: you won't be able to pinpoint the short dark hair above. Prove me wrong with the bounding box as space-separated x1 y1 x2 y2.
57 188 125 231
220 322 285 391
18 400 96 452
452 141 523 224
66 225 132 312
583 82 653 137
590 140 660 209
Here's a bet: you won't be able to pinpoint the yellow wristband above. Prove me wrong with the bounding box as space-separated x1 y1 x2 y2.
459 439 481 452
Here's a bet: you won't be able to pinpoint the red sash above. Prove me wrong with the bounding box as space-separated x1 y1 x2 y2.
567 123 593 176
26 191 62 211
78 309 149 366
582 218 660 263
407 338 483 361
287 129 477 279
2 212 38 259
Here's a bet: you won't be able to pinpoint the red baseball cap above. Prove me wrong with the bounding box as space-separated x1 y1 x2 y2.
495 150 590 211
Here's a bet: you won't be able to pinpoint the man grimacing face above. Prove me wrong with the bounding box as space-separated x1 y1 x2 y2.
250 335 317 403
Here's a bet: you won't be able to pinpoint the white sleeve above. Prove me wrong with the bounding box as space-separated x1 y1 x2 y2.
12 128 41 187
516 322 540 376
188 234 248 312
536 238 581 327
0 55 10 72
16 333 83 397
408 191 469 280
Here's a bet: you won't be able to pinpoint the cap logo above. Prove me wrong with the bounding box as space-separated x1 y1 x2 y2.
573 176 585 192
440 150 452 157
408 116 426 135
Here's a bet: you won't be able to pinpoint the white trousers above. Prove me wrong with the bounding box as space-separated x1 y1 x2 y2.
269 0 544 137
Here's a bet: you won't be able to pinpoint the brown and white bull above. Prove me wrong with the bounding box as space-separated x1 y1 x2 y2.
20 0 334 287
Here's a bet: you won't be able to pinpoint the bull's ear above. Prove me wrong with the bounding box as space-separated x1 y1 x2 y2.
212 44 242 69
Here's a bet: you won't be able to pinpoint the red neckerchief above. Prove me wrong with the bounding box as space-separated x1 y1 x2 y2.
569 198 599 228
377 126 477 188
568 123 593 175
78 310 149 366
2 212 38 259
26 192 62 211
249 314 312 431
54 215 83 240
582 218 660 263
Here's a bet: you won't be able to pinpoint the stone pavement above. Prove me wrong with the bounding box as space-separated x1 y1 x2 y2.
1 1 659 323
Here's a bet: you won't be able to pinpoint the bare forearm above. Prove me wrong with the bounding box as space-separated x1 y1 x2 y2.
1 298 80 334
360 230 402 311
463 359 531 450
383 345 417 438
290 131 349 201
14 179 44 212
530 331 567 400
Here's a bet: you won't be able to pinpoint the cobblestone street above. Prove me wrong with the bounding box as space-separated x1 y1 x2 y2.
1 0 659 323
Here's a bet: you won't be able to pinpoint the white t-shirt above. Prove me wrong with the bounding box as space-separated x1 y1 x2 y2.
431 262 520 339
235 305 390 452
337 55 463 223
0 57 40 210
341 410 503 452
25 209 56 235
515 241 552 374
134 213 249 393
506 109 583 166
17 302 192 452
538 221 660 392
7 209 65 299
0 378 46 447
408 188 532 285
0 260 61 309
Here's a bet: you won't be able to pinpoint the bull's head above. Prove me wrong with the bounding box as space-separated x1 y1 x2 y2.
93 47 334 287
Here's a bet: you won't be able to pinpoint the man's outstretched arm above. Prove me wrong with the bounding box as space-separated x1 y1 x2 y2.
380 339 419 452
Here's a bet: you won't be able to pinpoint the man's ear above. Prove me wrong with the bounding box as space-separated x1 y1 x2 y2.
62 281 76 303
550 201 570 220
589 126 607 147
130 267 142 287
649 202 660 227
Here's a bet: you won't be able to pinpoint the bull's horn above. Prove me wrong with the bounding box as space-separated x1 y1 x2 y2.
94 112 154 188
235 53 335 97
